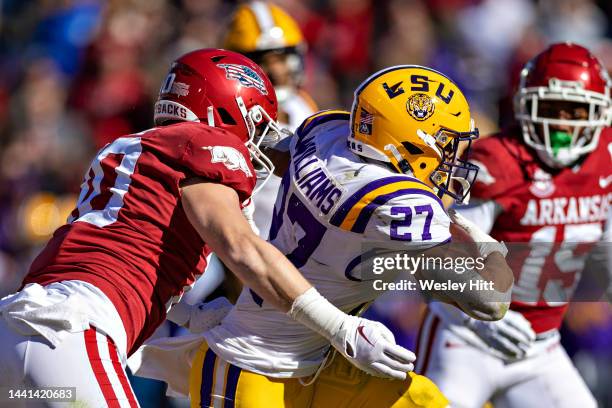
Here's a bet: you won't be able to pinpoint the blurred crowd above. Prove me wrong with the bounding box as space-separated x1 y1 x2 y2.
0 0 611 406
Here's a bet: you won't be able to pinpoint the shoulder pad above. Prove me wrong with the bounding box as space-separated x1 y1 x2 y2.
296 110 350 138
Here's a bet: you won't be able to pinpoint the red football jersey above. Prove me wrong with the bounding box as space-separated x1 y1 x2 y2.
25 122 256 354
469 128 611 333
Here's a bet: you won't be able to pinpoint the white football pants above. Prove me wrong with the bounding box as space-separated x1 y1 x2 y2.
0 318 139 408
416 308 597 408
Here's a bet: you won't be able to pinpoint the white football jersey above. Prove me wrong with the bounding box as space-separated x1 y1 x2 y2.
252 88 317 238
204 111 451 377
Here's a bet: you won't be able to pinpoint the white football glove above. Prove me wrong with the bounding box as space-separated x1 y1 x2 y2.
333 315 416 380
448 208 508 258
289 288 415 380
166 297 232 334
187 297 233 333
465 309 536 359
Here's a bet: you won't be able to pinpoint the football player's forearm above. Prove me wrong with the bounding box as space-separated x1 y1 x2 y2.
217 231 312 311
439 209 513 320
181 181 311 311
426 288 510 321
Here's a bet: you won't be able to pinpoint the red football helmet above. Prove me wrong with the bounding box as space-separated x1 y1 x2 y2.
154 48 282 179
514 42 611 168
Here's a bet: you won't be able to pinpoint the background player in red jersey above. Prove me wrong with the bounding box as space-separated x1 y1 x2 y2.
0 49 414 407
417 42 611 408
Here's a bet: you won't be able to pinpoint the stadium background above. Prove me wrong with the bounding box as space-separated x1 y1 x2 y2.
0 0 610 406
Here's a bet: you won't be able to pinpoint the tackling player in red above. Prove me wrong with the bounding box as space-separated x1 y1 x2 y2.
418 43 611 408
0 49 414 407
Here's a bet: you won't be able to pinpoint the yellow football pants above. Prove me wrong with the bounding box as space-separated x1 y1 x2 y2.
189 342 313 408
190 343 448 408
311 351 448 408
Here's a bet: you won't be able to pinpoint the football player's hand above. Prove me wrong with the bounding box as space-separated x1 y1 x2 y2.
332 316 416 380
466 309 536 359
289 288 414 379
187 297 233 333
448 208 508 258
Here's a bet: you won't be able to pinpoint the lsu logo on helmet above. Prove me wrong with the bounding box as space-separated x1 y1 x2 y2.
407 93 435 121
348 65 480 203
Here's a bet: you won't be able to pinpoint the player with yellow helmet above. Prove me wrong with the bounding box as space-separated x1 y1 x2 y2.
347 65 480 204
152 65 510 407
223 1 318 238
223 1 316 131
